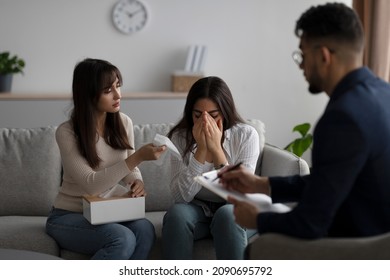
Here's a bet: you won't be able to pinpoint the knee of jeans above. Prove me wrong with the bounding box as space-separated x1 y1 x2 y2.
114 228 137 254
163 203 192 226
134 219 156 240
212 204 236 228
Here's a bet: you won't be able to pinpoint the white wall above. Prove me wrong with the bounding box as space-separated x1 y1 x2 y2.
0 0 351 163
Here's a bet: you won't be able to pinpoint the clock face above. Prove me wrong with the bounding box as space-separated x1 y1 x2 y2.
112 0 148 35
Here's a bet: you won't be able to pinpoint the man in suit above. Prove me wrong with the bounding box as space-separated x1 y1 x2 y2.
221 3 390 239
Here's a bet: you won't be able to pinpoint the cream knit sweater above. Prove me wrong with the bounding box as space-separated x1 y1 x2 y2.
53 112 143 212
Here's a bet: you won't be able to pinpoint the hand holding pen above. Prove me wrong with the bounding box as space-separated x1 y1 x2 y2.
212 162 243 182
218 163 271 195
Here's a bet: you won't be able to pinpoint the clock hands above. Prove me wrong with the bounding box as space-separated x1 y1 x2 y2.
113 0 147 34
126 9 143 18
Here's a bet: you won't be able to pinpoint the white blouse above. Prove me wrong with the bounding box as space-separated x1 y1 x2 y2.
169 123 260 203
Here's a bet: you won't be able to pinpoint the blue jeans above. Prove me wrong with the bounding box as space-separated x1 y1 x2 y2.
162 203 255 259
46 208 155 260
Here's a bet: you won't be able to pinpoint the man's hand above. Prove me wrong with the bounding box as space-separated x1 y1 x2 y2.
228 196 260 229
219 165 270 195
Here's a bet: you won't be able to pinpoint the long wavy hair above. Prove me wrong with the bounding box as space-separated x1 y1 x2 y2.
168 76 244 158
70 58 132 168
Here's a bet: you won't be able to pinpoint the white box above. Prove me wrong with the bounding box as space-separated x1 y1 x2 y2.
82 196 145 225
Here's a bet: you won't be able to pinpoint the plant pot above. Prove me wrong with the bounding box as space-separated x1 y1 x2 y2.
0 74 13 93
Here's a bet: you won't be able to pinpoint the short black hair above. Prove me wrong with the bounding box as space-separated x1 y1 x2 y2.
295 3 364 51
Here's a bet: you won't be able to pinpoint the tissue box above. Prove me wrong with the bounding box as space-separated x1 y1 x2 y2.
171 73 203 92
83 196 145 225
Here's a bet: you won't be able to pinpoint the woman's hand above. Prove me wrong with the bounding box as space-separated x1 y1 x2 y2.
128 179 146 197
203 112 223 154
192 115 207 150
136 143 166 161
126 143 166 170
193 115 208 163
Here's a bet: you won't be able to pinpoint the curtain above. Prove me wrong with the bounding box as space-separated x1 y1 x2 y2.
353 0 390 82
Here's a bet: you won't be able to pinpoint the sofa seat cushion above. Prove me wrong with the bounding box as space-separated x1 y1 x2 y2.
0 127 62 216
0 248 62 260
0 216 59 256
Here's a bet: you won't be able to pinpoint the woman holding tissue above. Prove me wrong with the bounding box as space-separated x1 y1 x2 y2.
162 76 260 259
46 58 166 260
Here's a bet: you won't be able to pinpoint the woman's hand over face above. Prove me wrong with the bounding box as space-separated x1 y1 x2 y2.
203 112 223 154
192 116 207 150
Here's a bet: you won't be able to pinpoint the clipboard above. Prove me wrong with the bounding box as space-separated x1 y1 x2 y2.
194 170 291 213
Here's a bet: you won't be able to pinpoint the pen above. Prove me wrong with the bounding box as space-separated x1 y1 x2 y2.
212 162 243 182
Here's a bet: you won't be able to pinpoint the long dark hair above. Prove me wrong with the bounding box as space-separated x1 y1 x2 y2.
71 58 132 168
168 76 244 158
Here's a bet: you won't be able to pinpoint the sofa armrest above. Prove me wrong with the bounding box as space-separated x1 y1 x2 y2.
257 143 310 177
247 232 390 260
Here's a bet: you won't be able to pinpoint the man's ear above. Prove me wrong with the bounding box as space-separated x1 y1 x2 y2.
321 46 333 65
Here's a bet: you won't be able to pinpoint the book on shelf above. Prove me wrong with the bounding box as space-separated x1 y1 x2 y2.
184 44 208 73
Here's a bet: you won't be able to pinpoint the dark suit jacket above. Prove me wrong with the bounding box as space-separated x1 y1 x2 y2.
258 67 390 238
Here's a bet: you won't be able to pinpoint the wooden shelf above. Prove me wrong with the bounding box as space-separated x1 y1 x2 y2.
0 92 187 100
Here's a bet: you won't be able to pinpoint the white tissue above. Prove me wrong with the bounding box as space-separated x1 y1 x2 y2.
152 133 181 165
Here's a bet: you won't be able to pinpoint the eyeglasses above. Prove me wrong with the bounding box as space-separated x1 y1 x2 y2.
292 50 303 66
292 46 336 66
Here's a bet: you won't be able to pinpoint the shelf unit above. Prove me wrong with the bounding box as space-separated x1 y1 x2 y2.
0 92 187 100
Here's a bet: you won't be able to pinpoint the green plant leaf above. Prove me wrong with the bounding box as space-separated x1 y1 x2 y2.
284 141 294 153
292 135 313 157
292 122 311 137
0 51 25 74
285 122 313 157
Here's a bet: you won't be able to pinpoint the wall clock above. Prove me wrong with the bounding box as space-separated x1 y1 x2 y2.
112 0 148 35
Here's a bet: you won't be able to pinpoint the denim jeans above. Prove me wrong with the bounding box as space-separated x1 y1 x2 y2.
46 208 155 260
162 202 256 259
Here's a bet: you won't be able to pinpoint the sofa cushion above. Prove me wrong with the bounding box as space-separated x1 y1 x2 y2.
0 127 62 216
134 123 175 211
0 216 60 256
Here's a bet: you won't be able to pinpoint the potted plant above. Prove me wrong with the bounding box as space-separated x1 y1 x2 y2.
0 51 26 93
284 122 313 157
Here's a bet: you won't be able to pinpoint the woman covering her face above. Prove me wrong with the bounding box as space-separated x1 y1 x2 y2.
162 76 260 259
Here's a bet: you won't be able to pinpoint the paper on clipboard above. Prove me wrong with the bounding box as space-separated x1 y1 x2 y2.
194 170 291 213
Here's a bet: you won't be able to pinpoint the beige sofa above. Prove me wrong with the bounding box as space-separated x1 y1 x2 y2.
0 120 310 259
